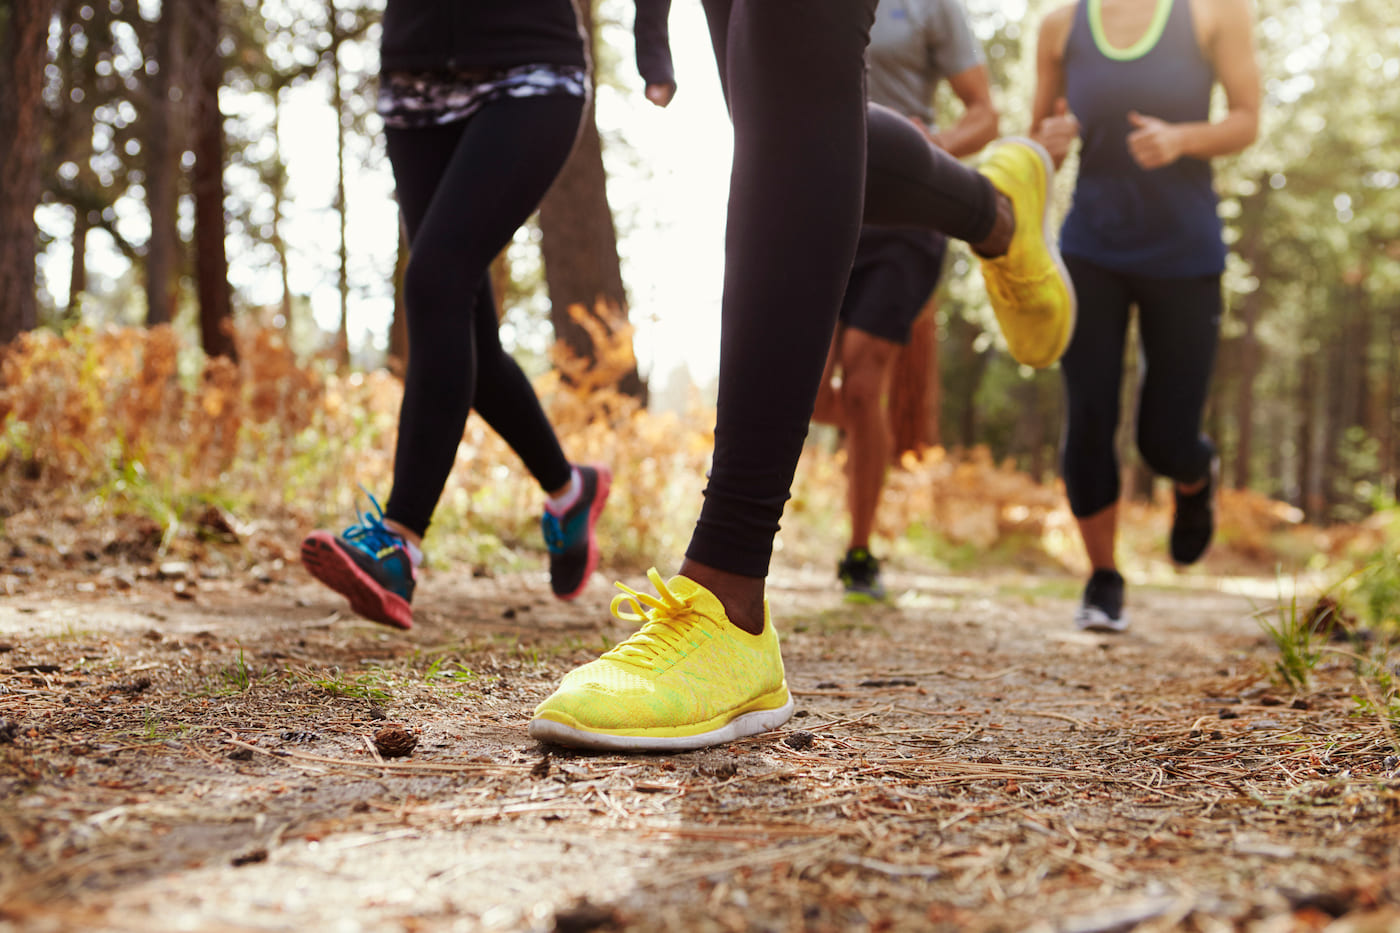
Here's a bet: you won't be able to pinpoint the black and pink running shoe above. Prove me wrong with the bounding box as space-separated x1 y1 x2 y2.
541 464 611 601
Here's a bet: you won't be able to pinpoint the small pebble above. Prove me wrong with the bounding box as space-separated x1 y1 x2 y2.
783 731 816 750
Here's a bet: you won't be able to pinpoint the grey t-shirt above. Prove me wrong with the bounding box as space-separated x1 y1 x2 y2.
866 0 985 128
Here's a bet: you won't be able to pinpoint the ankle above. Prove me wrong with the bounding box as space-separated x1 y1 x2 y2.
971 190 1014 259
677 559 766 636
545 466 582 515
382 519 424 563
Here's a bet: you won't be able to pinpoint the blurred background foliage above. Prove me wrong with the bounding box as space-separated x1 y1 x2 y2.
0 0 1395 591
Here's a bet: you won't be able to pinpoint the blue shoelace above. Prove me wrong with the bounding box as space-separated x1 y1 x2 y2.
342 493 404 558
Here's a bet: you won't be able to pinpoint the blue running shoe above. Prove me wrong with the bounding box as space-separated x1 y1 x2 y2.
542 464 611 601
301 496 416 629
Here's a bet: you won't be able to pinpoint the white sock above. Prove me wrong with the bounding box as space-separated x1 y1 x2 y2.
545 467 582 515
403 538 424 568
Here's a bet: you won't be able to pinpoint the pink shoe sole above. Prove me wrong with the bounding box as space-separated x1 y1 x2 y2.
301 532 413 630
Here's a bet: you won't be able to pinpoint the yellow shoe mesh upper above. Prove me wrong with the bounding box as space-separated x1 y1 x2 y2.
976 138 1076 369
533 569 790 736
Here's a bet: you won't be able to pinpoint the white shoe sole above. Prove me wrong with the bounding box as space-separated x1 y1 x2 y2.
528 697 797 753
1075 605 1129 634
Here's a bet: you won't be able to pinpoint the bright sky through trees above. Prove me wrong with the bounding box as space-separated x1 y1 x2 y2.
36 0 733 386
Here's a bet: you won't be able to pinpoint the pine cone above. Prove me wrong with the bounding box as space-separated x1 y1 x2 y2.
372 724 418 758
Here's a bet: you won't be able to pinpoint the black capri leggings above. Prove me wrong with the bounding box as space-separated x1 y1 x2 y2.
382 94 583 538
1059 254 1221 518
687 0 1001 577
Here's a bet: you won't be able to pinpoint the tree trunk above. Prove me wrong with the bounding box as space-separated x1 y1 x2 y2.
1297 351 1320 519
1232 294 1260 491
188 0 236 361
387 214 409 377
0 0 55 344
536 0 645 401
1012 375 1046 476
941 313 987 449
887 301 939 458
66 208 89 323
327 0 350 365
1386 304 1400 502
144 0 181 327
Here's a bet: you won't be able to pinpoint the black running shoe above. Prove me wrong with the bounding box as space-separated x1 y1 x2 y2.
1170 455 1219 566
1075 569 1127 633
838 547 888 603
542 464 611 601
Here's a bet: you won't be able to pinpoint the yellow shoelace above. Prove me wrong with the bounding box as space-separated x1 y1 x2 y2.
602 569 706 669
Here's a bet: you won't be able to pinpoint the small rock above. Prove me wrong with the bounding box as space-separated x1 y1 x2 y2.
1290 697 1311 710
783 731 817 750
373 724 418 758
158 561 192 580
0 719 18 744
553 899 617 933
227 747 255 761
1258 695 1284 706
231 848 268 867
1218 709 1239 720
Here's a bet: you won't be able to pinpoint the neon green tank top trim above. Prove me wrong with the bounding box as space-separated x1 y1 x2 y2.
1088 0 1174 61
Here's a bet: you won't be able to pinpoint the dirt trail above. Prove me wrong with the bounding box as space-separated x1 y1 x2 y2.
1 560 1397 933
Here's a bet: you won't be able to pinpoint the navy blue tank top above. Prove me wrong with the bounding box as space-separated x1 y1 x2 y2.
1060 0 1225 277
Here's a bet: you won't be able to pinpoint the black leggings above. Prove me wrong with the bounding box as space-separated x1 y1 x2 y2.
687 0 1000 577
383 94 583 537
1059 254 1221 518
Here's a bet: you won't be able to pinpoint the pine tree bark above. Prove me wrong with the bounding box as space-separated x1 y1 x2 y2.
188 0 237 360
66 209 89 322
327 0 350 365
0 0 56 345
536 0 645 401
144 0 181 326
1232 294 1260 491
387 216 409 377
1297 352 1320 519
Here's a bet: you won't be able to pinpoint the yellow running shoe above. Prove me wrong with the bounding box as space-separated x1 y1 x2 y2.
975 137 1076 369
529 569 795 752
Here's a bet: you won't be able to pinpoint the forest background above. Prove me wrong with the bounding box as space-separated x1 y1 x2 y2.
0 0 1397 587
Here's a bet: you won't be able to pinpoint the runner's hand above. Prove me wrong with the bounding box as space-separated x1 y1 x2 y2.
1034 98 1080 169
1127 110 1184 169
645 82 676 108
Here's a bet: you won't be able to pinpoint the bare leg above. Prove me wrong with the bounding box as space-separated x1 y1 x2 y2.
1076 503 1118 571
837 329 900 551
811 331 845 428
